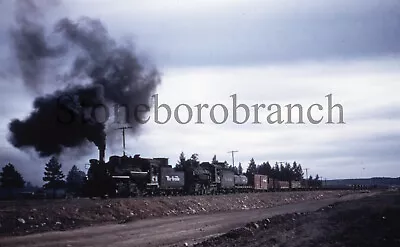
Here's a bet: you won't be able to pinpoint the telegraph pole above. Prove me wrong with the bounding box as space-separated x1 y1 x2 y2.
304 168 309 179
227 151 238 167
304 168 310 188
117 126 132 156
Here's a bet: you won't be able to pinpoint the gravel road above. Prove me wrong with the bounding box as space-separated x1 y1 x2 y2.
0 191 375 247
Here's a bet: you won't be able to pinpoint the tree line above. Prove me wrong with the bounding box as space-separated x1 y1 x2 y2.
0 157 86 198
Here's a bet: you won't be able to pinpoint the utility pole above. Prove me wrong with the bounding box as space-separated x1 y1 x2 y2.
304 168 310 188
227 150 238 168
117 126 132 156
304 168 309 179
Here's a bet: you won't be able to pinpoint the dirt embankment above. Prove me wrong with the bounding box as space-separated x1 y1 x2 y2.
195 190 400 247
0 190 357 237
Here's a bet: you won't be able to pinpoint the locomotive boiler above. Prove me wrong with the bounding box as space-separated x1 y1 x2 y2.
85 145 172 198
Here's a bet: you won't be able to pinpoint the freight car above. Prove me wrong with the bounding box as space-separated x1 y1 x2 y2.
234 174 297 192
291 181 302 190
253 174 269 191
234 174 252 192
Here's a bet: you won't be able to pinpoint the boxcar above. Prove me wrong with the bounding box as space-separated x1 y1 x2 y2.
253 174 269 191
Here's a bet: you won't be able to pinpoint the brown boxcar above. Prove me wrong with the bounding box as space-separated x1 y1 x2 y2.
253 174 269 190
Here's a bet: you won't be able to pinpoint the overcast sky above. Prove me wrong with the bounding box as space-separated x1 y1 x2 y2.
0 0 399 185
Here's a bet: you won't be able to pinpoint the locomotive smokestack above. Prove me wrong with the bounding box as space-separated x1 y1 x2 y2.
99 144 105 163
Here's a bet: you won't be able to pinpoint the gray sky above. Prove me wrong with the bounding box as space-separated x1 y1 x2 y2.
0 0 399 185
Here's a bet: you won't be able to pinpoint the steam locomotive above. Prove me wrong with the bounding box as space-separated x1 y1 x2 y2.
84 146 303 198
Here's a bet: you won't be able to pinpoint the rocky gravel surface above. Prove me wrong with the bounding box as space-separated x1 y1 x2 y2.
195 190 399 247
0 190 356 237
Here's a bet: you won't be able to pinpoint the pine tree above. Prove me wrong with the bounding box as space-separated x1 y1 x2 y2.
257 162 272 176
43 157 66 198
0 163 25 190
212 155 218 165
246 158 257 175
284 162 292 181
238 162 243 175
187 153 200 168
291 162 298 180
314 174 322 188
66 165 86 196
175 152 186 170
271 162 280 179
296 163 304 180
279 163 285 180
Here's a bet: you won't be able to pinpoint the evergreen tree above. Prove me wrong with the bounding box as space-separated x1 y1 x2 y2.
246 158 257 175
0 163 25 189
283 162 292 185
295 163 304 180
279 163 285 180
314 174 322 188
291 162 298 180
66 165 86 196
185 153 200 169
238 162 243 175
175 152 186 170
261 162 272 176
43 157 66 198
271 162 280 179
212 155 218 165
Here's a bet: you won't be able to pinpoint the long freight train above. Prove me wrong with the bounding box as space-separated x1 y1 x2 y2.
84 147 303 198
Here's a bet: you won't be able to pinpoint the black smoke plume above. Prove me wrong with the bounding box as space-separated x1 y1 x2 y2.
9 0 65 93
7 1 161 157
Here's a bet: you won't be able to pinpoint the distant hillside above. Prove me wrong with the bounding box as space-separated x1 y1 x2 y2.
325 177 400 187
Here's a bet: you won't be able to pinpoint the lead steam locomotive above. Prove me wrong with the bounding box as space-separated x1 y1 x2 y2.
84 146 301 198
